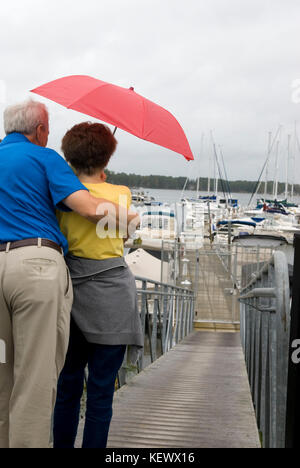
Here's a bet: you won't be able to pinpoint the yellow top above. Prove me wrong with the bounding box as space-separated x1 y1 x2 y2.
57 182 132 260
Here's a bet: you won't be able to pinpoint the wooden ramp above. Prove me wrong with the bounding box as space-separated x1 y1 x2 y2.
77 331 260 448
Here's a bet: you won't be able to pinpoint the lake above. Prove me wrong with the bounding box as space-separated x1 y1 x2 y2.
138 188 300 208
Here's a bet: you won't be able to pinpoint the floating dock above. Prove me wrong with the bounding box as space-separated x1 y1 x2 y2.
76 331 260 448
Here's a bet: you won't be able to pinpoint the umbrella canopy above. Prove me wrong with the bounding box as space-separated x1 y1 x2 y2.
31 75 194 161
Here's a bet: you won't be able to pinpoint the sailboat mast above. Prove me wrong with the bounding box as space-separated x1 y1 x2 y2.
207 138 211 196
213 145 218 196
196 169 200 199
211 135 226 200
291 122 297 201
196 133 204 199
219 145 232 203
274 140 280 200
248 125 281 207
285 134 291 200
210 131 218 196
264 132 272 200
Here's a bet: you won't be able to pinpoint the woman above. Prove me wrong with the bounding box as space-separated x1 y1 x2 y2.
53 122 143 449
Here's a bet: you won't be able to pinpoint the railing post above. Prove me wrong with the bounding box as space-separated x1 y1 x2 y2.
177 294 183 343
239 251 291 448
274 251 290 448
164 290 174 353
139 280 147 371
285 233 300 448
185 290 190 337
190 293 195 333
151 284 159 362
132 276 196 370
260 299 270 448
162 285 169 353
182 295 186 340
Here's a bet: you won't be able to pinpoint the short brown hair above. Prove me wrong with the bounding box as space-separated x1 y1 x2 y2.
61 122 117 175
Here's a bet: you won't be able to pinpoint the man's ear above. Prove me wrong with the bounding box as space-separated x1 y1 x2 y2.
36 124 43 141
36 123 48 147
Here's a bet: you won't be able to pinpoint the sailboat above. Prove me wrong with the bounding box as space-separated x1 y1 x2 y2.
238 127 300 266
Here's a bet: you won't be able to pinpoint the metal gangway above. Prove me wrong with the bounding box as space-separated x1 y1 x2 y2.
76 270 261 448
239 235 300 448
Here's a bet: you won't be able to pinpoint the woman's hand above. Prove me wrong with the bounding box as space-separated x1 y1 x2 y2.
127 212 140 239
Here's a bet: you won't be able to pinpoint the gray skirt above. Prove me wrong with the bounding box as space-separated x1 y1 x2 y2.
65 255 144 350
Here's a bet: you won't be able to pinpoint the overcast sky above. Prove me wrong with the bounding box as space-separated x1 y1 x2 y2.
1 0 300 183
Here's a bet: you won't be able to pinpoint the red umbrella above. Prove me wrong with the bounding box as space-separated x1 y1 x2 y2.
31 75 194 161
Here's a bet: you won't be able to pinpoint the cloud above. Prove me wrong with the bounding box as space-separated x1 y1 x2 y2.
1 0 300 183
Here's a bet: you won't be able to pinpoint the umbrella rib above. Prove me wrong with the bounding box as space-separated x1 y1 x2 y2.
141 98 146 139
65 83 111 110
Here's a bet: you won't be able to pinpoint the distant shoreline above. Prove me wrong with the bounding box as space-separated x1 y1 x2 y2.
106 170 300 195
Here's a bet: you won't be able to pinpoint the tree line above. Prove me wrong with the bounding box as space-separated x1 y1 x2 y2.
105 170 300 195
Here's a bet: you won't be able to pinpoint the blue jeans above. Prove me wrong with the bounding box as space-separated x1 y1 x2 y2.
53 319 126 448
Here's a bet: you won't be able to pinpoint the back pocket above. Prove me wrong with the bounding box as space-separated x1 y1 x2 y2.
23 258 58 278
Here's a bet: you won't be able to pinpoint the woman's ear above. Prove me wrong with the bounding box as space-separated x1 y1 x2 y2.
100 170 107 182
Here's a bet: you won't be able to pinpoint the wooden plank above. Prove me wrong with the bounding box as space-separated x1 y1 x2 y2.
76 331 260 448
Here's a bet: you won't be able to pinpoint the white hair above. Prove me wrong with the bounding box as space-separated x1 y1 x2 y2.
4 100 49 135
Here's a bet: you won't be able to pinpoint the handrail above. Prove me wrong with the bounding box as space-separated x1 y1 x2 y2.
239 287 276 300
117 275 195 388
285 233 300 448
239 250 291 448
134 274 193 293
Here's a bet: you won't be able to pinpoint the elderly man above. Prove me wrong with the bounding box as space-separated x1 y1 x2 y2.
0 100 137 448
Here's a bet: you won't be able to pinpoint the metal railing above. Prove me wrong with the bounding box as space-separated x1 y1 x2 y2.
216 243 274 290
192 247 239 325
239 251 290 448
187 243 274 326
285 233 300 448
118 275 195 387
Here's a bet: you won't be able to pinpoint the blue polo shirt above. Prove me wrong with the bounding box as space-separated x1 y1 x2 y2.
0 132 88 255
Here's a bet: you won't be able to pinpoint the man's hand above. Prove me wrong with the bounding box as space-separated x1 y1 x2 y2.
62 190 139 232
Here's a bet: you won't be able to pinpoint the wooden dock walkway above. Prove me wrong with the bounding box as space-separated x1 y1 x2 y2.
76 331 260 448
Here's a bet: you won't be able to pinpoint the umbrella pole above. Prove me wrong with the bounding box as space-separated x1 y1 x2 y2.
113 126 118 135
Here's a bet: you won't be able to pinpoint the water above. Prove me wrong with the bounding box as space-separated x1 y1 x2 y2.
138 188 300 208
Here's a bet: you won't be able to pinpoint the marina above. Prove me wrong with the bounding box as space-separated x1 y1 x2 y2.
75 183 300 448
2 0 300 451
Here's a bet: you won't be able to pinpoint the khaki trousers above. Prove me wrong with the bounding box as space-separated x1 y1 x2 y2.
0 245 73 448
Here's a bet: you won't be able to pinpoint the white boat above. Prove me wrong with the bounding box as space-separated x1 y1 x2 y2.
232 232 288 248
214 217 265 244
125 205 178 253
131 188 157 207
131 189 145 206
232 232 295 266
178 200 205 248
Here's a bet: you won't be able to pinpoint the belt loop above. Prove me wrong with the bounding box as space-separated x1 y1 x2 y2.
37 238 42 248
5 242 11 253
